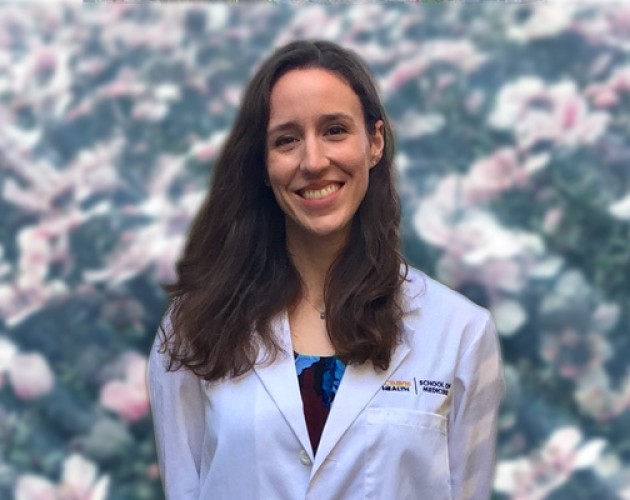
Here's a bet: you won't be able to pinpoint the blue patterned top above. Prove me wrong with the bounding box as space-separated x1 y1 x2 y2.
294 353 346 453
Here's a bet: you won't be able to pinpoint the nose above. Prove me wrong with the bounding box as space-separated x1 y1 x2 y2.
300 135 329 175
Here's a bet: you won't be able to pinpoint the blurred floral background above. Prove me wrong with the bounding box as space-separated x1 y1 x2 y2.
0 2 629 499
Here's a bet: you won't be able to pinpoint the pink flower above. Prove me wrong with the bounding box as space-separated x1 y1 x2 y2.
382 39 486 96
495 427 607 499
14 475 56 500
575 368 630 421
65 98 95 121
585 83 619 109
17 227 52 290
610 65 630 93
423 39 488 74
132 99 168 122
413 181 454 248
58 454 109 500
190 130 228 163
98 68 146 99
74 57 107 78
100 353 149 422
394 111 445 140
8 352 55 400
489 78 610 150
437 253 528 296
463 148 527 204
31 46 57 76
548 83 610 146
382 55 427 94
0 281 69 328
413 174 545 267
574 8 630 56
15 455 109 500
84 161 203 285
507 5 576 43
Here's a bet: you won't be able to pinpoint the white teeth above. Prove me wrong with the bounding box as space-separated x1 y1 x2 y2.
301 184 340 199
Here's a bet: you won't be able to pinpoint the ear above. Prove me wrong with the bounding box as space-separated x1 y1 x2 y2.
369 119 385 169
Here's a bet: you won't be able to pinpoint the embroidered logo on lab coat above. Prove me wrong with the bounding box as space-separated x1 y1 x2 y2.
381 378 451 396
415 378 450 396
381 380 412 392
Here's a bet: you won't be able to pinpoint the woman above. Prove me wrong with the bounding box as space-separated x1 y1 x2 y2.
148 40 504 500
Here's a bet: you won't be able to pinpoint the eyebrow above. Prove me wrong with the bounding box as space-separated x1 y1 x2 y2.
267 113 355 136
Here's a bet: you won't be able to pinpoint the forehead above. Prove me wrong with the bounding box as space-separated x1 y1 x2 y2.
268 68 364 124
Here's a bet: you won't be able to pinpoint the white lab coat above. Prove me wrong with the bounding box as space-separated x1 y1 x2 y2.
148 267 504 500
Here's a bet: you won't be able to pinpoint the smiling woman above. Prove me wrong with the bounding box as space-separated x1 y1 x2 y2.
266 68 384 249
147 40 504 500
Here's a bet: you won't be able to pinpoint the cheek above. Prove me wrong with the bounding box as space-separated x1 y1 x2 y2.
268 174 291 203
266 170 292 210
266 157 290 186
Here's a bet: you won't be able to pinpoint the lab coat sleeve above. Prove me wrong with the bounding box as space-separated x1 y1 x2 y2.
147 314 205 500
448 313 504 500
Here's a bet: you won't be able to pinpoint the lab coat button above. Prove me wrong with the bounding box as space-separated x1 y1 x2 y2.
299 449 312 466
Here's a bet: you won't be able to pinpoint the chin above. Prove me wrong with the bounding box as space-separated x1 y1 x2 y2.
307 222 351 240
286 213 354 243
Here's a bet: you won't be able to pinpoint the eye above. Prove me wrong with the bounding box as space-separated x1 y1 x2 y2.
326 125 347 137
273 135 298 148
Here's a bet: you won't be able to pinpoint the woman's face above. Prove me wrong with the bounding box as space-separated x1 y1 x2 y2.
266 68 384 246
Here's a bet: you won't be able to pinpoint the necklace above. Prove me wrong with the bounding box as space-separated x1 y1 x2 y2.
304 296 325 320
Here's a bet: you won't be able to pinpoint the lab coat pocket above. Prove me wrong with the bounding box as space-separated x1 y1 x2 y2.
364 408 452 500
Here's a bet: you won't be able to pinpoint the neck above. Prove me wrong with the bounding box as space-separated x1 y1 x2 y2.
286 227 348 306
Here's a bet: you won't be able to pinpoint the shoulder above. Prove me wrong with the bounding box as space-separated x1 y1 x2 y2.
402 265 489 322
148 304 177 375
400 265 495 356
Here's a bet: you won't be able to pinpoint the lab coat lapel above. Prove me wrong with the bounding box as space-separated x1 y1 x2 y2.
252 311 315 461
311 320 416 478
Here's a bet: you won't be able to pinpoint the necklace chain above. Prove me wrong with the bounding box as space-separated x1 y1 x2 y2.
304 296 325 320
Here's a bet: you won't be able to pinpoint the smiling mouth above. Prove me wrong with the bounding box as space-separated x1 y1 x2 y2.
299 183 342 200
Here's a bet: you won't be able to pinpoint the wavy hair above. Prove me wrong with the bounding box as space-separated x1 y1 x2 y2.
162 40 408 380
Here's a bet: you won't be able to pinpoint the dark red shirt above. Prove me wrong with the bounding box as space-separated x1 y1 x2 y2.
294 353 346 455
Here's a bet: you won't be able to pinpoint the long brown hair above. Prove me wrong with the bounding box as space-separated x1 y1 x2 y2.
162 40 408 380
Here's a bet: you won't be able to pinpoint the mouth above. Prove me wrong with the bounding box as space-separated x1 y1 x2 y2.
298 183 343 200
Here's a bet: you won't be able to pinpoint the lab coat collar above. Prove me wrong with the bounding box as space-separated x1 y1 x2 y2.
252 268 425 477
252 311 315 462
310 316 418 479
314 269 425 476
